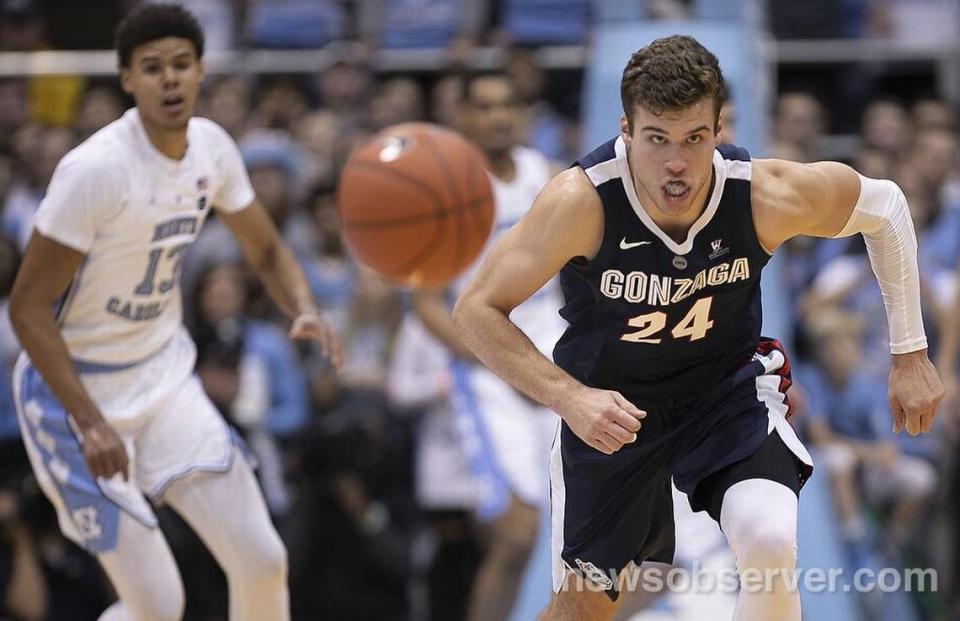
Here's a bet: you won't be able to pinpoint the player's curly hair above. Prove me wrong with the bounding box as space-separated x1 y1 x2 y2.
115 3 204 68
620 35 725 132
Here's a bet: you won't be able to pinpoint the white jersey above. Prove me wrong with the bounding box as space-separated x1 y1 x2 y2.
34 108 254 366
453 146 565 356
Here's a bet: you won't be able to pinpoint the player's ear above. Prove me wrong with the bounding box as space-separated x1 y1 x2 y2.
120 67 134 95
620 114 631 145
715 118 724 145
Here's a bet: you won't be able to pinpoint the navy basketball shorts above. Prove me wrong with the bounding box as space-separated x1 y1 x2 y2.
548 338 814 599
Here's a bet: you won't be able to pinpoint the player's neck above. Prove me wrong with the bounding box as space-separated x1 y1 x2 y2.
633 167 715 244
137 110 189 160
487 151 516 182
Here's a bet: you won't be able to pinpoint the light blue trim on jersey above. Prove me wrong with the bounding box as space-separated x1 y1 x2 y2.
71 335 172 374
72 357 144 374
145 420 255 502
14 361 157 554
450 361 511 521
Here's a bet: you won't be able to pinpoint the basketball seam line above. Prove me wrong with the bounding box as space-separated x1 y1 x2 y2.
419 129 467 273
343 195 491 230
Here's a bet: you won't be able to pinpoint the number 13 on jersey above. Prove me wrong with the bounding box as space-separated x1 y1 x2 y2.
621 296 715 344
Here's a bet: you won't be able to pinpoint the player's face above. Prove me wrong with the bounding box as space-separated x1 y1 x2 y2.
460 77 522 155
121 37 203 132
621 98 721 218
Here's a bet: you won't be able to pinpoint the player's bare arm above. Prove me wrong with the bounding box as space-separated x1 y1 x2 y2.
454 168 646 454
218 198 342 367
752 158 944 435
9 233 129 480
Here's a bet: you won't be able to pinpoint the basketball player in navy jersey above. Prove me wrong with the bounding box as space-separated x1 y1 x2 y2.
453 35 943 621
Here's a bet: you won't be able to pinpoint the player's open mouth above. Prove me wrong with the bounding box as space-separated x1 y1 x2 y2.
162 95 185 112
662 181 690 202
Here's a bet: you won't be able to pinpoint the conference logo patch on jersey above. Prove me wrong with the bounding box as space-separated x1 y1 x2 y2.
672 256 687 269
709 238 730 260
197 195 207 211
574 559 614 590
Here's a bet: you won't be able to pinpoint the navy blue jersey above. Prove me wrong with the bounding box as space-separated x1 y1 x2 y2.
553 137 770 410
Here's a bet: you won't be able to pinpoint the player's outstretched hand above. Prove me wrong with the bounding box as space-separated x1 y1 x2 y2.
556 386 646 455
289 312 343 370
79 419 129 481
888 349 944 435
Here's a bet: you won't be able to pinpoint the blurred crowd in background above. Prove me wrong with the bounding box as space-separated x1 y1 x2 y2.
2 0 960 620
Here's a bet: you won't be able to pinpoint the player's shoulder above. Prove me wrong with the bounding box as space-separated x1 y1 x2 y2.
536 166 602 217
188 116 238 151
750 157 825 207
54 122 130 187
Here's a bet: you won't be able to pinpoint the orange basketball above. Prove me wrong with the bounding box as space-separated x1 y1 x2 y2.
337 123 495 287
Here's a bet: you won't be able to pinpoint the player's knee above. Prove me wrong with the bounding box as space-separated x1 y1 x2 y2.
733 521 797 571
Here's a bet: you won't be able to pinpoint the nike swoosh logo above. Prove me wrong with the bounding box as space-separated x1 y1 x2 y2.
620 238 652 250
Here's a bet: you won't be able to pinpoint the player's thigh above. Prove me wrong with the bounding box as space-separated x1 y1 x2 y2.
164 454 286 574
135 374 237 502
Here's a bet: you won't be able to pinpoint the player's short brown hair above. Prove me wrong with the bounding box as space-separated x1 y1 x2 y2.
620 35 726 131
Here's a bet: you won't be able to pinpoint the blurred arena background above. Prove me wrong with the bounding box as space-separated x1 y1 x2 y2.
0 0 959 620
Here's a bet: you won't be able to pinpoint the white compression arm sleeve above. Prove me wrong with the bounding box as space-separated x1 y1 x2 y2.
832 173 927 354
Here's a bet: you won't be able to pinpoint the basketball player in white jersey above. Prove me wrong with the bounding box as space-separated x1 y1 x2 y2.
414 71 565 621
8 5 340 621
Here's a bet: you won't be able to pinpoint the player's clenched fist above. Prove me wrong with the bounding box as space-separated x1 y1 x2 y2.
556 386 647 454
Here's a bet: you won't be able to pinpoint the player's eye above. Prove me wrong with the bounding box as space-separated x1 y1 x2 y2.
143 65 160 74
649 135 666 145
686 134 702 144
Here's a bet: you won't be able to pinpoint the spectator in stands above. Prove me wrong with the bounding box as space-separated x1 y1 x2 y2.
199 75 253 139
430 73 463 128
771 91 826 162
316 48 373 129
0 80 28 149
338 269 402 391
301 181 355 332
912 96 956 131
191 262 310 516
252 74 311 133
72 83 123 140
861 98 912 157
369 77 425 131
798 309 938 561
285 392 422 621
506 49 569 161
0 0 45 51
2 124 74 250
295 110 342 188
